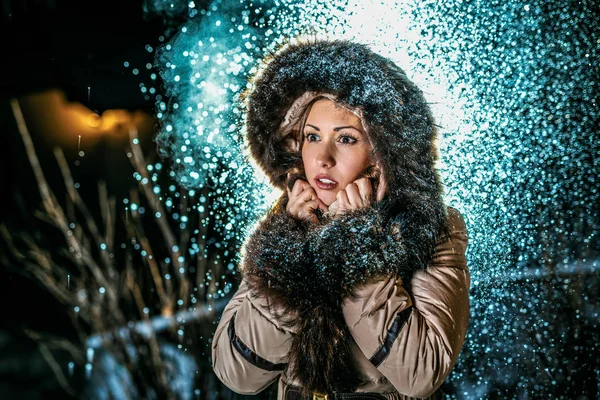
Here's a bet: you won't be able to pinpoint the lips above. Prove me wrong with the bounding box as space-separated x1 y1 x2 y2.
314 174 338 190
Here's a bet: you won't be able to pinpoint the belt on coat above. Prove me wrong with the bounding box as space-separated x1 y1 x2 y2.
284 386 386 400
284 385 442 400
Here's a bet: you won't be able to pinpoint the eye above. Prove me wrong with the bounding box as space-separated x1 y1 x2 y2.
338 134 358 145
304 132 319 142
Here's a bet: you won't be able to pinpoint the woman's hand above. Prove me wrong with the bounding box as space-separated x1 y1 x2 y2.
331 166 387 217
333 177 374 216
286 177 328 223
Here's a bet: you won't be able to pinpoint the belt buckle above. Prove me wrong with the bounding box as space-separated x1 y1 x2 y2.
313 392 328 400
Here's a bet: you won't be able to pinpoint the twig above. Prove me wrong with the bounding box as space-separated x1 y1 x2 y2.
128 127 182 271
54 147 113 273
11 97 125 329
196 205 209 300
99 181 110 242
23 329 85 364
107 195 116 263
98 182 117 281
179 192 190 256
178 192 190 308
127 189 172 314
1 227 72 306
9 96 222 398
10 99 53 211
129 278 173 399
31 338 78 397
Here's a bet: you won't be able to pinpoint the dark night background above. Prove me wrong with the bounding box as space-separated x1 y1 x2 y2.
0 0 192 398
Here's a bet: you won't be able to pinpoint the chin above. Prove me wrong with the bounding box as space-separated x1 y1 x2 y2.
316 190 337 207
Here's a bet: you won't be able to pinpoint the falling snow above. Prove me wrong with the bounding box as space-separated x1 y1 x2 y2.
137 0 599 398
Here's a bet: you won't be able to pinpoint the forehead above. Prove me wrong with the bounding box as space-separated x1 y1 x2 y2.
305 99 363 128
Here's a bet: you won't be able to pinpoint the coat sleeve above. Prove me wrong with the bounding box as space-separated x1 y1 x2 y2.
342 208 470 398
211 278 294 394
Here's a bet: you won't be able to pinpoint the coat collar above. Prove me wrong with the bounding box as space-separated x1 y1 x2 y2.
241 199 450 396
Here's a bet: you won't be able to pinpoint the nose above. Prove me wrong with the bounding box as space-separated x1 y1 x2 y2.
315 144 336 168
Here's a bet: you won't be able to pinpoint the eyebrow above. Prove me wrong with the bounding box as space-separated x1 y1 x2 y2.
305 124 363 133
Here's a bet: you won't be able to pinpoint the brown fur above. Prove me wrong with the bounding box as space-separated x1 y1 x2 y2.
240 37 450 395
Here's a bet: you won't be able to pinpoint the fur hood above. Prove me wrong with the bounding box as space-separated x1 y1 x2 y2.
239 38 450 396
242 37 444 212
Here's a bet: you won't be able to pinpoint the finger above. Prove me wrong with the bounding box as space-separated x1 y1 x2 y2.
288 198 312 217
299 200 321 221
354 178 373 204
298 187 317 202
376 172 387 202
327 200 339 215
304 199 322 212
336 189 350 211
292 179 311 196
299 180 313 192
292 179 304 196
288 188 317 216
297 186 327 210
345 183 362 208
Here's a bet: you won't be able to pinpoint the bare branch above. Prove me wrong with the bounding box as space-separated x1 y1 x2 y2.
24 329 85 364
126 189 172 313
37 342 78 397
10 99 53 211
54 147 113 271
127 127 182 271
129 280 173 400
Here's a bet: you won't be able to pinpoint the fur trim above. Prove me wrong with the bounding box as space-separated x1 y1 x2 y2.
242 36 449 275
242 38 443 203
239 38 451 395
241 199 449 395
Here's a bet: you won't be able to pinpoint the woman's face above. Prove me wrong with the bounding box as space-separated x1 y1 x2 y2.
301 99 373 206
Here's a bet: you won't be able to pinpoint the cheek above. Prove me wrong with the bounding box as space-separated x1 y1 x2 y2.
340 149 372 180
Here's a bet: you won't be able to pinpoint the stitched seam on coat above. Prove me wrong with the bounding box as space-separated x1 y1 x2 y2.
227 311 287 372
369 307 413 367
246 293 295 335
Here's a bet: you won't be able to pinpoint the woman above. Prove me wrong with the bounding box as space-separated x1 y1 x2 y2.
212 38 470 400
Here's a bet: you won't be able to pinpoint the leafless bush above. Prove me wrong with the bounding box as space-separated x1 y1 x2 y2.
1 99 233 399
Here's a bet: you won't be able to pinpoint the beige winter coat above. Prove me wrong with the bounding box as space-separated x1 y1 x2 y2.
212 206 469 400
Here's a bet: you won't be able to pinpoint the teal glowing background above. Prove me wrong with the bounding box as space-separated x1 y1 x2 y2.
139 0 599 397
